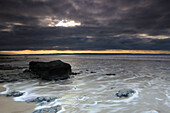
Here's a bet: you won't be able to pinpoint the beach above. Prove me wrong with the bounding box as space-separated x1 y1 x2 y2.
0 55 170 113
0 85 35 113
0 55 36 113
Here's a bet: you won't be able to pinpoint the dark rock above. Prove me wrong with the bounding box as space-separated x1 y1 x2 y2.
0 65 13 70
90 71 96 73
26 97 58 105
2 74 21 83
19 72 39 79
115 89 135 98
6 78 18 82
0 60 71 82
29 60 71 80
23 69 31 73
0 72 38 83
71 72 81 75
0 65 24 70
110 87 114 89
6 91 24 97
33 105 60 113
106 73 116 76
0 80 5 83
21 70 39 79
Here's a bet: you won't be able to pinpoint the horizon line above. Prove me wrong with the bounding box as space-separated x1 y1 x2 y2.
0 49 170 55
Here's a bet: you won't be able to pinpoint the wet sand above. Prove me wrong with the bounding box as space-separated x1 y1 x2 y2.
0 85 36 113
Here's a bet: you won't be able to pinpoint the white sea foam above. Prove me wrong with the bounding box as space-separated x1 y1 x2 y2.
57 106 66 113
1 55 170 113
0 84 9 94
83 101 103 107
155 98 163 101
141 110 159 113
165 90 170 99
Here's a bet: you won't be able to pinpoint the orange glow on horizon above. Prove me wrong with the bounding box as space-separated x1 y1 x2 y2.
0 50 170 54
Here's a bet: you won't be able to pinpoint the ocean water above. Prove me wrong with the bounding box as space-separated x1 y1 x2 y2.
0 55 170 113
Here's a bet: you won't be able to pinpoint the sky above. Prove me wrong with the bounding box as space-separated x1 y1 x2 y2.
0 0 170 54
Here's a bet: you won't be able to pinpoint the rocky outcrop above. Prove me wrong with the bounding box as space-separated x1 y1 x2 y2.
33 105 60 113
115 89 135 98
26 96 58 105
0 60 72 83
0 64 24 70
6 91 25 97
0 72 38 83
29 60 71 80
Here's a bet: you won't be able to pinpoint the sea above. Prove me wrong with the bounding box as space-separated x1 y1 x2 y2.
0 55 170 113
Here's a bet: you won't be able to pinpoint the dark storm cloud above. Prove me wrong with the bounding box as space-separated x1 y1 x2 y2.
0 0 170 51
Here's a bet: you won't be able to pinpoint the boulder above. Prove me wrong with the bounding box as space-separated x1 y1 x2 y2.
26 96 58 105
29 60 71 80
33 105 60 113
71 71 82 75
6 91 24 97
90 71 96 73
115 89 135 98
105 73 116 76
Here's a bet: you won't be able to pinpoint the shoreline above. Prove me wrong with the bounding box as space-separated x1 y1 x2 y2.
0 84 36 113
